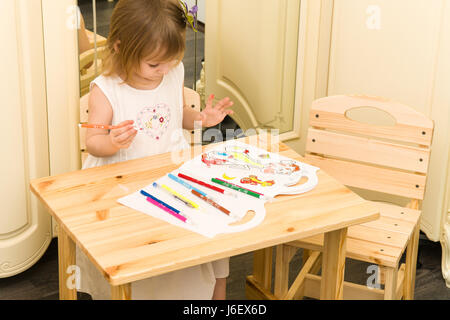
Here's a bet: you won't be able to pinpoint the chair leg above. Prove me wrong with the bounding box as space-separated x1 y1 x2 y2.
404 222 420 299
416 240 423 269
284 251 322 300
302 249 311 267
377 266 386 285
383 266 398 300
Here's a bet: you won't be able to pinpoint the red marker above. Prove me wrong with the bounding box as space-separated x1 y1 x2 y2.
178 173 225 194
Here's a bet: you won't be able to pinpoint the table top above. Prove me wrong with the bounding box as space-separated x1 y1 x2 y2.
30 136 379 286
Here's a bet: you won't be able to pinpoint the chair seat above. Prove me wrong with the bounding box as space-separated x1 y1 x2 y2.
287 201 421 268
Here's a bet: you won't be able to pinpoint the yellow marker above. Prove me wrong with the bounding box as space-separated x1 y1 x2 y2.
153 182 199 209
161 184 199 209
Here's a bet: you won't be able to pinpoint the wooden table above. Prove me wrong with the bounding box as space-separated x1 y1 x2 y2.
30 136 379 300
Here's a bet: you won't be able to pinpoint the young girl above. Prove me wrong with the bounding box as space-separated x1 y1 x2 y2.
76 0 233 300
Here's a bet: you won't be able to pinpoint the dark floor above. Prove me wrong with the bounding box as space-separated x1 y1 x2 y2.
0 235 449 300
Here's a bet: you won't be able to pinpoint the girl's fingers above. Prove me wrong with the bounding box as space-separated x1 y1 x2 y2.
114 127 137 144
117 120 134 127
121 130 138 146
206 94 215 108
111 124 134 137
206 94 234 111
215 98 233 112
223 100 234 110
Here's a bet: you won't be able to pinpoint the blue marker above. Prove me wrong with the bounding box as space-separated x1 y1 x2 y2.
167 173 207 196
140 189 180 214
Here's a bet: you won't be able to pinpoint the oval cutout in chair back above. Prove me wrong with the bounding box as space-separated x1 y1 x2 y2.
345 106 397 127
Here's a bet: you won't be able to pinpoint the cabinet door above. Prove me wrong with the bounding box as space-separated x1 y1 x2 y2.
0 0 52 277
205 0 301 135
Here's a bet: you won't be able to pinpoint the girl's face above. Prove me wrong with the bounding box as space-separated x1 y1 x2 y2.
136 58 178 82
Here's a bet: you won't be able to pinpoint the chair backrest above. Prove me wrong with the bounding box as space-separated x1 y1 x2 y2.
184 87 201 111
79 46 107 96
305 95 434 202
79 94 90 166
183 87 202 145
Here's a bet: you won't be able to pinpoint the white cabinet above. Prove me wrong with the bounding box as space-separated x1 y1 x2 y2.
0 0 79 277
0 1 52 277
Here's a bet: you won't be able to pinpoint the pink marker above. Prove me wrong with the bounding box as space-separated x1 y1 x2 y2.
146 197 187 223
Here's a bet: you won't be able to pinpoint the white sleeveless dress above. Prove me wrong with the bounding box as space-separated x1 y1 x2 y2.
76 62 229 300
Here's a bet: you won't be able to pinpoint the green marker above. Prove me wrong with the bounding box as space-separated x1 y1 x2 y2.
211 178 264 199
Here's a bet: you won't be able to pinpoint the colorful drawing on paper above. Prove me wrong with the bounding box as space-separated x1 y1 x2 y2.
201 145 300 176
240 175 275 187
222 173 236 180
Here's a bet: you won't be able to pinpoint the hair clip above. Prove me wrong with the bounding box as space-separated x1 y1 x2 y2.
179 1 198 32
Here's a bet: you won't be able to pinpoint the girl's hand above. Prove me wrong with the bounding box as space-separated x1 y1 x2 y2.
199 94 234 127
109 120 138 150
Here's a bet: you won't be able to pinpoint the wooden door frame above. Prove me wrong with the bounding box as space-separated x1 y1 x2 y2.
41 0 81 176
281 0 334 153
41 0 81 237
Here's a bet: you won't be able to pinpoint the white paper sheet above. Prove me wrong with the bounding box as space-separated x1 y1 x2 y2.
118 141 319 238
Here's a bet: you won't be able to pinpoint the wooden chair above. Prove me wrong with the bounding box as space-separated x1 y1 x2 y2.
79 87 202 166
84 29 107 48
245 94 434 300
79 46 107 96
79 93 90 165
183 87 202 146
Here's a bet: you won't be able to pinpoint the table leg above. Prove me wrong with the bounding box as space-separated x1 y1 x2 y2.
111 283 132 300
57 226 77 300
253 248 273 291
320 228 347 300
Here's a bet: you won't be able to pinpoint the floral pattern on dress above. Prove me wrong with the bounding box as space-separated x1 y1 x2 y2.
136 103 171 140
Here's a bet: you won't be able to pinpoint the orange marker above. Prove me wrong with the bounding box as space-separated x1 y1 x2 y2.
191 190 230 216
79 123 122 130
79 123 142 131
